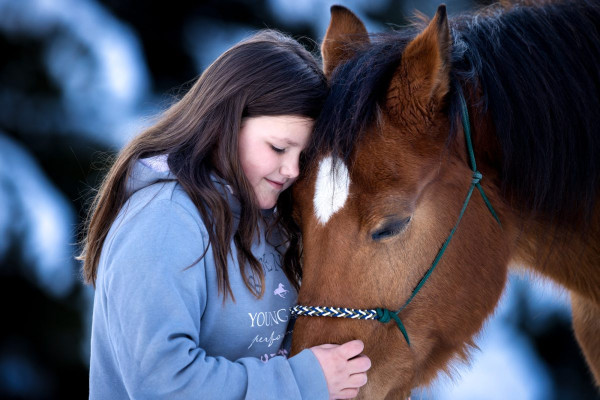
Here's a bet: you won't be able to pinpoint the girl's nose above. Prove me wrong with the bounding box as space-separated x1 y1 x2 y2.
280 155 300 179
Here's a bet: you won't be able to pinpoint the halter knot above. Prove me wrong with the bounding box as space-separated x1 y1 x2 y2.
376 307 391 323
376 308 411 345
472 171 482 184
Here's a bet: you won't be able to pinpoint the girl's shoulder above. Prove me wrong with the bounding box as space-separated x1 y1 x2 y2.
103 181 209 260
122 155 202 226
99 180 210 283
126 179 200 224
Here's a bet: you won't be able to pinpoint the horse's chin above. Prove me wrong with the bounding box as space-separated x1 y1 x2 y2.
291 316 417 398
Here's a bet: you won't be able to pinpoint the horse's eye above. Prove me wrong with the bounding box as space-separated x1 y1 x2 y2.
371 217 411 241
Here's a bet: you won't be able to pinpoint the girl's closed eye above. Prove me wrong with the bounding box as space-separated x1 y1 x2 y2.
271 144 285 154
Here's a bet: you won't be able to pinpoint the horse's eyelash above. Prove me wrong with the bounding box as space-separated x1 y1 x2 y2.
372 217 411 241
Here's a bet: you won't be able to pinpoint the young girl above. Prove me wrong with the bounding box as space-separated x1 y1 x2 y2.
80 31 370 399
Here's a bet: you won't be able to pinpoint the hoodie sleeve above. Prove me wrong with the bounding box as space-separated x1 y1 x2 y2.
99 198 328 400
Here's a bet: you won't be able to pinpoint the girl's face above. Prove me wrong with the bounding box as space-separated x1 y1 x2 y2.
238 115 313 209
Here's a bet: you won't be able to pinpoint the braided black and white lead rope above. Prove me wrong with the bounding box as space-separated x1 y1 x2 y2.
291 305 378 320
291 304 411 345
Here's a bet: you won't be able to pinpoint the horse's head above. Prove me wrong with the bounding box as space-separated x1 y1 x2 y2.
291 6 511 397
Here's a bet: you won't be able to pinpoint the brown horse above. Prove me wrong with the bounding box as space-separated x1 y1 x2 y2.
290 2 600 398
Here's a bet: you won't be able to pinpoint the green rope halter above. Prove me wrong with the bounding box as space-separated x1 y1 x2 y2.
292 86 502 346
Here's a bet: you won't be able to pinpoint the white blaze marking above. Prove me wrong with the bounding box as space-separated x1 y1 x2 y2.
313 155 351 224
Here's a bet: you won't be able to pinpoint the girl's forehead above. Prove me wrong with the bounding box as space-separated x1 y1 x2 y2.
243 115 313 128
243 115 313 143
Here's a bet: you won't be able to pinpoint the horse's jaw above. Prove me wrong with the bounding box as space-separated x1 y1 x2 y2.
358 349 415 399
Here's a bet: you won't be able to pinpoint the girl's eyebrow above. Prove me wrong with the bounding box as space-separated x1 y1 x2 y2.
271 137 300 147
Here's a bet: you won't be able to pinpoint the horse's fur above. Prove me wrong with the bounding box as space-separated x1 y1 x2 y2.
291 2 600 398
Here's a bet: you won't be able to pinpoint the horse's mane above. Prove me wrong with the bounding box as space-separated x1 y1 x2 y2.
311 0 600 226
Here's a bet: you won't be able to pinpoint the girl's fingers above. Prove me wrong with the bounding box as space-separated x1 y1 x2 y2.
313 340 370 400
347 372 368 388
338 340 364 359
335 387 360 399
348 354 371 373
316 343 338 350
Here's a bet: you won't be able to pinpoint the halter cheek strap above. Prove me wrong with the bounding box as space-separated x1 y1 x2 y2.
291 86 502 346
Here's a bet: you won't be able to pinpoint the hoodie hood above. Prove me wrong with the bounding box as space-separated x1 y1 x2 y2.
125 154 175 197
125 154 241 216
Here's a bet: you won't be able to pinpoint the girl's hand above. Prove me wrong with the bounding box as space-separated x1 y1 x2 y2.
310 340 371 399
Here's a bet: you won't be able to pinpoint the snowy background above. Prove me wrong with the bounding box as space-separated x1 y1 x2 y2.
0 0 597 398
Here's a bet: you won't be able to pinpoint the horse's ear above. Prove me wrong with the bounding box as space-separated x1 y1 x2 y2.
387 5 451 118
322 5 369 78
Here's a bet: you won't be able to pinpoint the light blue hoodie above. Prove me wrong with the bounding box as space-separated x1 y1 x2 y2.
89 155 328 399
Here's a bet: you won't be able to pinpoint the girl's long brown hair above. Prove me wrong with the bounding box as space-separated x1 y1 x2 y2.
78 30 327 300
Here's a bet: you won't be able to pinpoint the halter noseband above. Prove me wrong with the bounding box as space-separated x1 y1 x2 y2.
291 87 502 346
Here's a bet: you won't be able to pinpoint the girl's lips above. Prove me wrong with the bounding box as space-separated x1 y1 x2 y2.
266 179 284 189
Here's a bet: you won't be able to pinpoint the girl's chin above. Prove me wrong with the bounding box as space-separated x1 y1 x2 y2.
257 196 277 210
255 185 281 209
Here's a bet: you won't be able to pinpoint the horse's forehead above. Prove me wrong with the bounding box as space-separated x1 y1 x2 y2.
313 155 351 225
